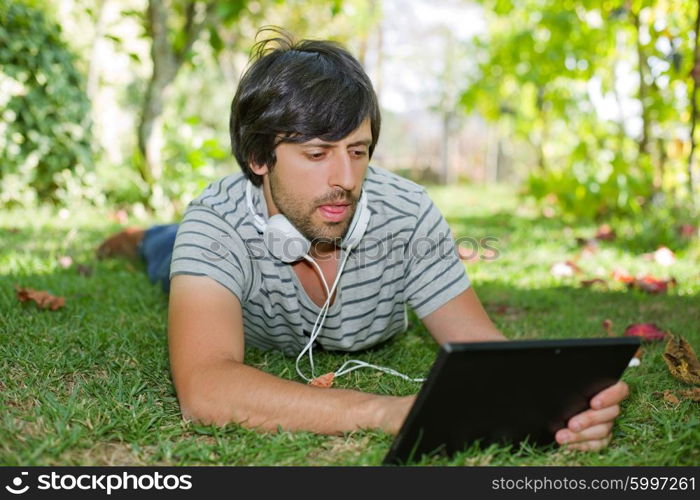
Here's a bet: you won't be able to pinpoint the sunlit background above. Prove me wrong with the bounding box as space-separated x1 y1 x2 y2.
2 0 699 229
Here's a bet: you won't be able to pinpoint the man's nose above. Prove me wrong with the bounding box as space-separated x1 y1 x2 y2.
328 151 356 192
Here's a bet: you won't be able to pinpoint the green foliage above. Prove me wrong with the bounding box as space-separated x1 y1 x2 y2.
0 0 94 206
463 0 698 220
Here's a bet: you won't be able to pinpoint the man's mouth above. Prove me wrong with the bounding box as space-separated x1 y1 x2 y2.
318 202 351 222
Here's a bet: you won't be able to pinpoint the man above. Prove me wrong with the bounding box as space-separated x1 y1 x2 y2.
99 29 628 451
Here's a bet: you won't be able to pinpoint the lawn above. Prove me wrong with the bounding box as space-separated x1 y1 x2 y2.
1 183 699 466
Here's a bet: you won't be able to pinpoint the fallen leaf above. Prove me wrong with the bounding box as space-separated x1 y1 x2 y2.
58 255 73 268
551 260 581 277
678 388 700 402
663 335 700 385
15 285 65 311
624 323 668 342
611 268 635 284
595 224 616 241
602 319 614 337
309 372 335 388
662 390 680 405
76 264 93 277
631 275 676 294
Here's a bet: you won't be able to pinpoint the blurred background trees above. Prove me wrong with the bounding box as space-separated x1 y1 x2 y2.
1 0 699 241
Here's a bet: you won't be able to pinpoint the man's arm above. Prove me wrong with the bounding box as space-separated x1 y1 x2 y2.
421 286 629 451
168 274 412 435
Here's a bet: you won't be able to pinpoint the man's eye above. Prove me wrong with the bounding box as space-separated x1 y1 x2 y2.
351 150 368 158
306 151 325 160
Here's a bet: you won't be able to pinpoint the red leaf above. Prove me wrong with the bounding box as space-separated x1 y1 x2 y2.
632 275 675 294
624 323 668 342
611 268 634 284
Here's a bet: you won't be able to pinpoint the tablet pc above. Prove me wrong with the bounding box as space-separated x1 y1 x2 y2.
383 337 640 465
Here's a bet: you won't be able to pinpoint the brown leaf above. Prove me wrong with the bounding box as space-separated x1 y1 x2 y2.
663 335 700 385
678 388 700 402
15 285 65 311
662 390 680 405
624 323 668 342
309 372 335 388
602 319 614 337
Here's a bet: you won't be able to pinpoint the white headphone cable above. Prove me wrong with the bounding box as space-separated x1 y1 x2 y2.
295 245 424 385
295 249 351 381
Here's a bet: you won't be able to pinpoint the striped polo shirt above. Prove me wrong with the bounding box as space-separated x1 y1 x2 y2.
169 165 471 356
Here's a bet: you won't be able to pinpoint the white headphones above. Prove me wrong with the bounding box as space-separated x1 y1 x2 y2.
245 180 371 263
245 179 424 386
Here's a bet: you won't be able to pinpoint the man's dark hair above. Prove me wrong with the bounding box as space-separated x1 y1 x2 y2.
230 27 381 186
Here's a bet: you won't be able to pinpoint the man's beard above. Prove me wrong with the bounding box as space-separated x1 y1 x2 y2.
268 170 357 246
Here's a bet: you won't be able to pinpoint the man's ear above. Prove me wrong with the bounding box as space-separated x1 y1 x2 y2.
249 161 269 177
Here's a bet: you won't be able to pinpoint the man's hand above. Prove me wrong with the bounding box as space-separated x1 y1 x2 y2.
423 288 631 452
555 380 629 451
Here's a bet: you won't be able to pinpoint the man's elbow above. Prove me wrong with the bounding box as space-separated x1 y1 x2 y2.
174 378 233 427
177 394 232 427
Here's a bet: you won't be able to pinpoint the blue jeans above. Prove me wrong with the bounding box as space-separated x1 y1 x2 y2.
138 224 179 294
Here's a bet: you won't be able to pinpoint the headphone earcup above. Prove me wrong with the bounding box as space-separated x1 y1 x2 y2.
341 190 370 249
264 214 311 263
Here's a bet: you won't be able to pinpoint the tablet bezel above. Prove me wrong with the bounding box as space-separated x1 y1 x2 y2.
383 337 640 465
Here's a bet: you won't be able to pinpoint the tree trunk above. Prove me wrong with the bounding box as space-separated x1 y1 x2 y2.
688 0 700 208
137 0 213 190
632 10 651 156
138 0 179 186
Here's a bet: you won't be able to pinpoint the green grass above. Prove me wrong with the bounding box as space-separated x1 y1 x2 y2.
1 185 699 466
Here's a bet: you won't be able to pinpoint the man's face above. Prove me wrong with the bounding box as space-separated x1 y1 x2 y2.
257 118 372 246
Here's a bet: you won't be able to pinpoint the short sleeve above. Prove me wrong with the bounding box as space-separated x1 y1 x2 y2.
169 201 251 303
403 191 471 318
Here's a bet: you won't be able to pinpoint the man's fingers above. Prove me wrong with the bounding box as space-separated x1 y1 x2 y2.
556 422 613 445
567 404 620 433
562 434 612 452
590 380 629 410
